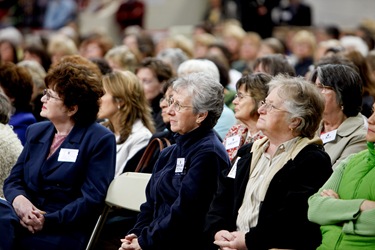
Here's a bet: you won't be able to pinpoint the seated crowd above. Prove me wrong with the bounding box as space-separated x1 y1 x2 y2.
1 7 375 250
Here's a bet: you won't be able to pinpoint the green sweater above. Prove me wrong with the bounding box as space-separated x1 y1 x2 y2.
308 142 375 249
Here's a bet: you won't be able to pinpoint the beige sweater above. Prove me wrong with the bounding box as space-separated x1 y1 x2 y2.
0 124 23 198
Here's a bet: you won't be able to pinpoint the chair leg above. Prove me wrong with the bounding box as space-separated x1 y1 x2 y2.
85 205 111 250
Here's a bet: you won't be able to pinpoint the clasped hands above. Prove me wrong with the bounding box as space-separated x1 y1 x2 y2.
119 233 142 250
214 230 247 250
12 195 45 234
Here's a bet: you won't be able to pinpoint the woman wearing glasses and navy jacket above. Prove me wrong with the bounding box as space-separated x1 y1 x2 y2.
120 72 231 250
205 75 332 250
0 61 116 250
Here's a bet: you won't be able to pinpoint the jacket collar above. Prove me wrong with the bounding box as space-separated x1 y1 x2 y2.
174 126 212 148
318 113 365 137
32 123 89 176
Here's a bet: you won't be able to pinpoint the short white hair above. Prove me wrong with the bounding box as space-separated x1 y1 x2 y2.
0 27 23 46
177 59 220 82
340 35 369 57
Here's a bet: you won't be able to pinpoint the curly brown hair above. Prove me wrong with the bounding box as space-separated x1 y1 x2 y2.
45 62 104 126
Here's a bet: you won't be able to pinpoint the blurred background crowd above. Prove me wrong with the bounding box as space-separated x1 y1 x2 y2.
1 1 375 249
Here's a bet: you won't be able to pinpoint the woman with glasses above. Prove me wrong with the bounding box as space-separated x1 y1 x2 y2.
120 72 231 250
98 70 155 177
206 75 332 250
222 73 271 161
0 62 116 250
310 64 367 169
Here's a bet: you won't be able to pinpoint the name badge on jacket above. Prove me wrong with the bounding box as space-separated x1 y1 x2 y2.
58 148 79 162
175 158 186 175
225 135 241 150
320 129 337 144
227 157 241 179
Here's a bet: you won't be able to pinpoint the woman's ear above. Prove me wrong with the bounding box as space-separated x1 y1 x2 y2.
289 117 301 131
196 111 208 124
115 98 125 110
68 105 78 117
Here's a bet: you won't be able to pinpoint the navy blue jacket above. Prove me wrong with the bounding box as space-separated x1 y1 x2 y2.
129 126 231 250
2 121 116 249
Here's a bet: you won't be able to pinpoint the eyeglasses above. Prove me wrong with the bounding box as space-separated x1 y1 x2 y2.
159 96 170 104
258 100 289 113
43 89 61 101
167 98 192 112
235 92 252 100
315 82 334 93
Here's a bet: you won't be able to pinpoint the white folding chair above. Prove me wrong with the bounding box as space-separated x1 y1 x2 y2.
86 172 151 250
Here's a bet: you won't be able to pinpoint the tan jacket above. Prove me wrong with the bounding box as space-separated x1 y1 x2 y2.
318 113 367 169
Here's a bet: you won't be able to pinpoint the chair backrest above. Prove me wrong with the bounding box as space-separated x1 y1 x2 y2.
105 172 151 212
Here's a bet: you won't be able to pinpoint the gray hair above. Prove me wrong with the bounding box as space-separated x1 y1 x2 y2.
157 48 188 75
268 75 325 138
177 59 220 82
17 60 46 91
0 92 12 124
173 72 224 128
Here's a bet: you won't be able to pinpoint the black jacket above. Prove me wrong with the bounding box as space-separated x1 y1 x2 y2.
205 142 332 250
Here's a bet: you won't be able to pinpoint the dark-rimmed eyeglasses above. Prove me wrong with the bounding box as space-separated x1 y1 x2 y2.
43 89 61 101
315 82 334 93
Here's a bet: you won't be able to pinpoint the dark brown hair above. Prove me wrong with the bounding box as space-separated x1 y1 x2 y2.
0 62 33 111
45 62 104 126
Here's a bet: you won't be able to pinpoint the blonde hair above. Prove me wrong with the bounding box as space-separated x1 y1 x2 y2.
105 45 138 73
222 22 246 41
47 34 78 56
102 71 155 144
194 33 217 47
165 35 194 59
243 32 262 47
291 30 317 53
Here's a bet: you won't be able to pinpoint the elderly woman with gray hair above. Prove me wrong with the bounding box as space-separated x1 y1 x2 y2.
120 72 231 250
310 64 367 169
206 75 332 250
177 58 237 139
0 92 23 197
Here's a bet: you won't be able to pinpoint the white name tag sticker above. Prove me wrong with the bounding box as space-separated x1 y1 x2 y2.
320 130 337 144
227 157 240 179
58 148 79 162
225 135 241 150
175 158 185 173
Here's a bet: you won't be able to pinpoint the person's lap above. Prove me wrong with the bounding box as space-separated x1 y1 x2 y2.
0 199 19 250
0 199 86 250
